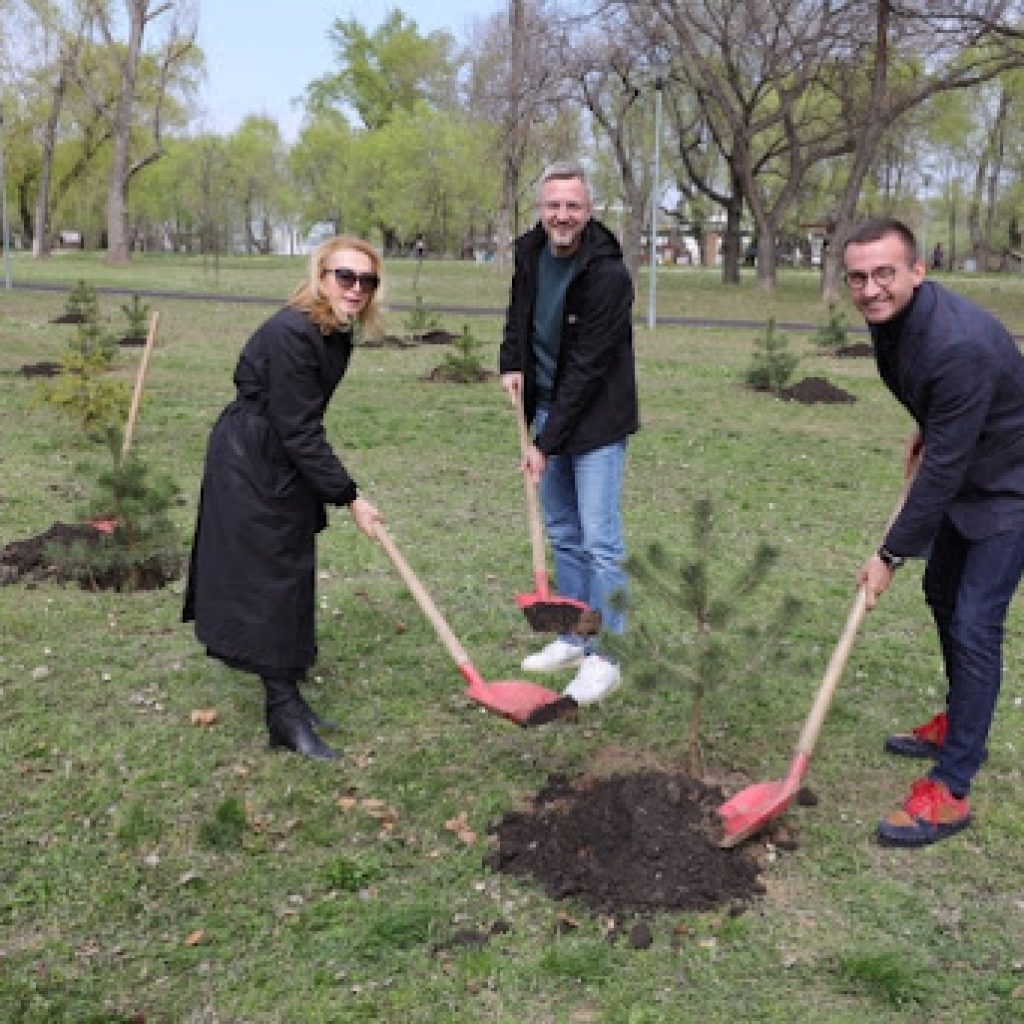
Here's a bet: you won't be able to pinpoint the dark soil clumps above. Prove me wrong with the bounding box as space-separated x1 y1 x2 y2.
779 376 855 404
365 330 458 349
521 601 597 635
19 361 62 378
835 343 873 358
119 335 148 347
487 770 766 916
1 521 178 591
50 312 88 324
423 366 495 383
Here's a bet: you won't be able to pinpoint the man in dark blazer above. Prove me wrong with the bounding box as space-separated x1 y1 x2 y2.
844 217 1024 846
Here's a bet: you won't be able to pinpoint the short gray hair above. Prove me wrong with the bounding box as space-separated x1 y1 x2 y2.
537 160 592 203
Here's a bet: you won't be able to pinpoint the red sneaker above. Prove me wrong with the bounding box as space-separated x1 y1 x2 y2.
877 778 971 847
884 711 947 759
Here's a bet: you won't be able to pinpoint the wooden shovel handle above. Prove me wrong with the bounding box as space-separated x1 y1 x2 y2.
514 391 548 581
373 523 470 666
795 460 919 758
121 310 160 459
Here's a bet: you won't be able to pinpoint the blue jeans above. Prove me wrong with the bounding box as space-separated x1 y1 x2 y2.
534 406 628 653
923 518 1024 795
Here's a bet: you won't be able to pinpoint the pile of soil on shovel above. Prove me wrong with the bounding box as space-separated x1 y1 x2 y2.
487 769 767 917
0 522 178 591
18 361 63 377
835 342 873 358
779 376 855 404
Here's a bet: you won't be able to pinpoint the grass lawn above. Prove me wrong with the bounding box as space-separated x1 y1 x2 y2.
2 255 1024 1022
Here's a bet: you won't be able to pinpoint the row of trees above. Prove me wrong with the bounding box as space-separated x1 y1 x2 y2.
5 1 1024 295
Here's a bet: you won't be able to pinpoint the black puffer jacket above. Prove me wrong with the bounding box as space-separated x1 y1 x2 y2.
500 219 639 456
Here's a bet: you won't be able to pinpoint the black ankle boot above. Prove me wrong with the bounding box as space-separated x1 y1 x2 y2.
294 689 341 733
262 676 339 761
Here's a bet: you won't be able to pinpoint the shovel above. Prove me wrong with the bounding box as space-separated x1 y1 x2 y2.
512 391 596 635
718 464 918 847
373 523 578 726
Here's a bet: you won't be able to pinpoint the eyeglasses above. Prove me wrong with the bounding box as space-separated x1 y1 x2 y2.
325 267 380 293
843 265 898 291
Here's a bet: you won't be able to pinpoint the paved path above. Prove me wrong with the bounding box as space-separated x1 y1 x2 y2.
10 280 865 334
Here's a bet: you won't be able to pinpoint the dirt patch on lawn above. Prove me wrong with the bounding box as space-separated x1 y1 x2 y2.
487 769 770 917
835 343 873 358
364 329 459 349
779 376 855 404
1 521 178 591
18 361 63 378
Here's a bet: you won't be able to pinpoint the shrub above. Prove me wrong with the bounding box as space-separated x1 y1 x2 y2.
744 318 799 396
63 278 100 322
403 293 441 335
435 324 487 383
813 301 850 351
121 293 151 339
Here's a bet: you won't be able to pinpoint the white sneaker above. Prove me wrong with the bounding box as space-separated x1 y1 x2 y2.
521 639 585 673
563 655 622 705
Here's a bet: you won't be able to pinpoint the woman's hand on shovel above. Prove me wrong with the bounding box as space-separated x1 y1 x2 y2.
857 555 894 610
349 496 383 539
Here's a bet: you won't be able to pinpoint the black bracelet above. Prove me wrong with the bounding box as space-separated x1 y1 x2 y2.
878 545 906 570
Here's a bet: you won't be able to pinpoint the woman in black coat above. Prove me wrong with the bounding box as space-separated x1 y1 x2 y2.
183 236 384 759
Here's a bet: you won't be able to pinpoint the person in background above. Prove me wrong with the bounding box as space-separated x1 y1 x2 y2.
499 160 639 705
183 237 384 760
843 217 1024 845
932 241 944 270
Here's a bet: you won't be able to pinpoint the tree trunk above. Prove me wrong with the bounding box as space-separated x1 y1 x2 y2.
496 0 527 269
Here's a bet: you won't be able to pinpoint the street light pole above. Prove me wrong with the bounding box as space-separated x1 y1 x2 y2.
647 75 663 331
0 105 10 289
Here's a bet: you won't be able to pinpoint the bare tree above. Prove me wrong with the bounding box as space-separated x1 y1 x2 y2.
820 1 1024 299
76 0 196 262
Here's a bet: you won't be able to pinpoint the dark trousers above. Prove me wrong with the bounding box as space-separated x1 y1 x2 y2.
923 518 1024 795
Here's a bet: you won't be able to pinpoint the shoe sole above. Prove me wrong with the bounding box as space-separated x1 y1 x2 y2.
564 675 622 706
876 815 971 847
521 656 584 673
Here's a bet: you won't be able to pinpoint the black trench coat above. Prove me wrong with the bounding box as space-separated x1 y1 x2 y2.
182 306 358 676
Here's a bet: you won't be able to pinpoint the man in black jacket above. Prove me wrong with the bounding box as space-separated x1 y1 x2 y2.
500 160 639 704
844 217 1024 846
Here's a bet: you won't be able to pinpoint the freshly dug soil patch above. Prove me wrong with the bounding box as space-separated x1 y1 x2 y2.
779 376 855 404
18 361 62 377
119 335 148 347
487 770 766 916
365 330 458 349
423 366 495 383
835 343 873 358
1 521 178 591
51 312 88 324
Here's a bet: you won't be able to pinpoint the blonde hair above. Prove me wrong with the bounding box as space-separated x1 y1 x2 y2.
289 235 385 338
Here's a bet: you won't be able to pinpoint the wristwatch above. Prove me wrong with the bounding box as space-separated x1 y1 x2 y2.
877 545 905 570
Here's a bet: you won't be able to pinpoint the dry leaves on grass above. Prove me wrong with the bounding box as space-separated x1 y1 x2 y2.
335 794 400 835
444 811 477 846
189 708 218 727
183 929 204 947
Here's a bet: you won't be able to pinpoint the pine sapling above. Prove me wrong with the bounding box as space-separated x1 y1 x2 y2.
744 318 799 397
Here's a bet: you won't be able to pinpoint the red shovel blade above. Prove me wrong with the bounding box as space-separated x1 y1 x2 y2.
458 664 577 727
717 753 809 848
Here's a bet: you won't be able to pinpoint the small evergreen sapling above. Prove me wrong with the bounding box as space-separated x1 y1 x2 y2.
434 324 488 382
121 293 152 340
403 293 441 335
812 302 850 352
43 429 182 591
62 278 100 323
603 494 801 776
744 318 799 396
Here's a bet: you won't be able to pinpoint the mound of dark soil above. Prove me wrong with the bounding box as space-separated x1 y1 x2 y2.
1 521 178 591
50 312 88 324
780 376 855 404
487 770 766 916
835 343 873 358
19 361 62 377
423 366 495 383
119 335 148 347
365 330 458 349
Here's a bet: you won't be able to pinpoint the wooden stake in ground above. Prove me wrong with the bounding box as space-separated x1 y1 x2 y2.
121 310 160 459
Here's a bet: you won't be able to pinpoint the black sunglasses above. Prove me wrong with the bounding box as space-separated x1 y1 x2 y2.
325 266 380 292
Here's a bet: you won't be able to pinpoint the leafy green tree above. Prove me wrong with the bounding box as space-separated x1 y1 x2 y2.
307 11 462 130
225 116 291 254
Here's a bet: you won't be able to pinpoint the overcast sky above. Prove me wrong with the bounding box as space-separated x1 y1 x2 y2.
194 0 503 141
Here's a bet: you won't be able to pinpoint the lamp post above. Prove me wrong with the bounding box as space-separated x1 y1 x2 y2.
0 105 10 289
647 74 663 331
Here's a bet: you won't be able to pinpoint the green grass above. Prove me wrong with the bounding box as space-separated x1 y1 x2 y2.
3 258 1024 1021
